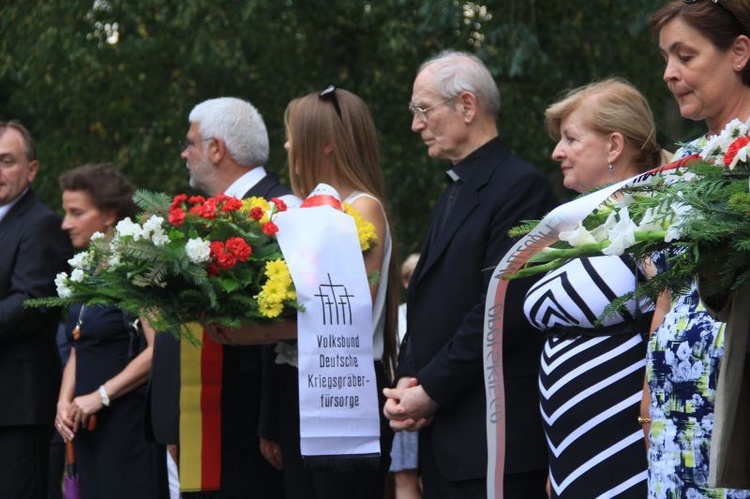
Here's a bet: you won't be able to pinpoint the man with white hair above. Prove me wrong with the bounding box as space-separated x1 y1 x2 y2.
383 51 555 498
148 97 295 499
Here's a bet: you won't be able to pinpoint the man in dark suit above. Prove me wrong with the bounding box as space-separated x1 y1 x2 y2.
383 51 557 498
0 121 73 498
147 97 294 498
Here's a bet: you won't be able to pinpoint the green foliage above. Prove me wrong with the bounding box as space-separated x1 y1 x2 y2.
26 189 300 335
1 0 693 264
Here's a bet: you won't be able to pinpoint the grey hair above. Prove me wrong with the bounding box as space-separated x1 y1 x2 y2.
420 50 501 116
188 97 269 168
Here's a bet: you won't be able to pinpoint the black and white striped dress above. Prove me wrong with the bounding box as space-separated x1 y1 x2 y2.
523 255 650 498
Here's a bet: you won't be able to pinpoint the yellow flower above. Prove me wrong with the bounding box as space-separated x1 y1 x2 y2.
265 259 291 283
260 278 289 302
342 202 378 252
257 296 284 318
241 197 271 223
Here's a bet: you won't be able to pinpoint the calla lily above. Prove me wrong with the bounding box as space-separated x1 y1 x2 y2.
602 207 638 256
590 211 617 242
559 223 597 246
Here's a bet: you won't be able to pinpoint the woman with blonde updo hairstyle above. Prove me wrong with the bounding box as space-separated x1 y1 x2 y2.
544 77 670 192
523 78 667 498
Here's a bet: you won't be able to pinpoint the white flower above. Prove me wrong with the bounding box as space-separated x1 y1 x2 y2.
55 272 72 298
700 119 750 161
664 199 692 243
115 217 145 240
108 253 121 268
590 211 617 242
185 238 211 264
602 207 638 256
729 142 750 170
559 223 597 246
637 207 664 233
610 193 634 209
700 134 724 162
141 215 170 246
68 251 92 270
151 230 170 246
142 215 164 234
90 231 105 241
69 268 85 283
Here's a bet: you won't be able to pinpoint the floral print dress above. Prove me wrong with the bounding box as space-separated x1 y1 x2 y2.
647 137 750 498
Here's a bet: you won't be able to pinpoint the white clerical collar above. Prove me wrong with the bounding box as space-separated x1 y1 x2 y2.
224 166 267 197
0 188 28 223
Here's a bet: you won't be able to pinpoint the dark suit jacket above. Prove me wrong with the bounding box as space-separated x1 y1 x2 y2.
397 137 557 481
0 189 72 426
146 172 289 498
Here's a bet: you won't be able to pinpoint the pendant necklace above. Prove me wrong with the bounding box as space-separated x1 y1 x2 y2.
72 305 86 340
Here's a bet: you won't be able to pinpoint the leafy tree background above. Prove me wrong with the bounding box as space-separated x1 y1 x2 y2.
1 0 702 261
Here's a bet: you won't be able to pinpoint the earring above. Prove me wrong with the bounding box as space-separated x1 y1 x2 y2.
607 162 614 172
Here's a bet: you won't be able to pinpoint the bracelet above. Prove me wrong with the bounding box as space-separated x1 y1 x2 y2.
637 416 651 425
98 385 111 407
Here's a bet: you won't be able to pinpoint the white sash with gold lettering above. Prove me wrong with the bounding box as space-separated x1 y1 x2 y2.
275 205 380 458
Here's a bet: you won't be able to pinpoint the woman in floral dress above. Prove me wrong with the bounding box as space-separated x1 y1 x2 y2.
646 2 750 496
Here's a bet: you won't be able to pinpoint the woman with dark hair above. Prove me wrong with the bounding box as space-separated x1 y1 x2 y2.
645 1 750 497
54 163 164 498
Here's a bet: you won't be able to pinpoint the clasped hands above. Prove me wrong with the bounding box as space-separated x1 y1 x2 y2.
382 377 438 431
55 392 102 441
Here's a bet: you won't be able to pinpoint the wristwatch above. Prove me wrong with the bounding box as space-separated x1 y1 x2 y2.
98 385 111 407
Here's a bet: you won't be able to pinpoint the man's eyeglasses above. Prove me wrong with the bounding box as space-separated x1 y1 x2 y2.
319 85 342 119
180 137 214 151
683 0 720 4
408 97 454 123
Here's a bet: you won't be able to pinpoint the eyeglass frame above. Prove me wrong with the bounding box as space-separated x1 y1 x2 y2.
408 97 455 122
319 85 342 119
180 137 214 151
683 0 720 4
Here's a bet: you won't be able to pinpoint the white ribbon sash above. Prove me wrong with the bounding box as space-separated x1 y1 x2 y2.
483 162 687 498
275 206 381 458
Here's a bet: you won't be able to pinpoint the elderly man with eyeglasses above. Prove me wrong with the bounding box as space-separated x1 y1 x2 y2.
383 50 557 499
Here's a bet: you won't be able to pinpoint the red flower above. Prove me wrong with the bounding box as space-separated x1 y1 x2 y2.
206 263 220 277
724 136 750 167
216 251 237 270
262 222 279 236
209 241 225 259
168 207 186 226
221 198 243 212
170 193 188 210
249 206 264 221
188 195 206 205
200 199 218 219
271 197 288 212
225 237 252 261
189 204 203 215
